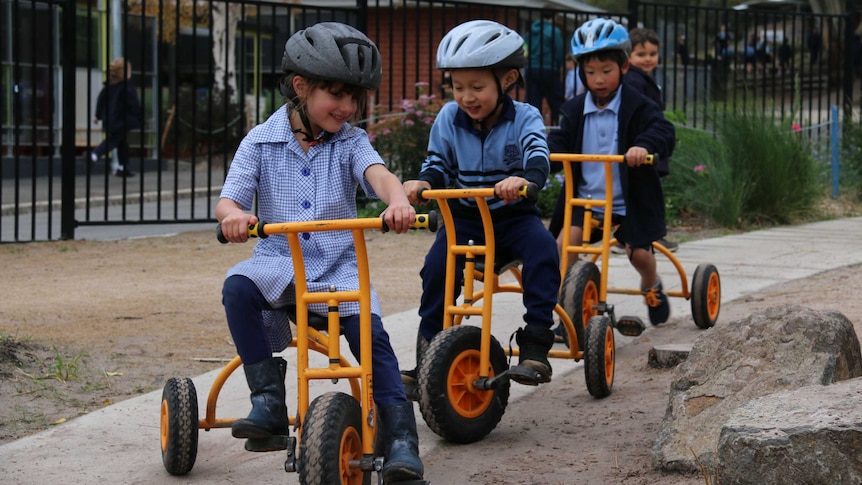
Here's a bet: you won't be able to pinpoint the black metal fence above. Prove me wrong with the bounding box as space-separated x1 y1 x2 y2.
1 0 859 242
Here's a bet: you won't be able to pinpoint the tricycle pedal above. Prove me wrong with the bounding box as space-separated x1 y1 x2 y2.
615 316 645 337
283 436 298 472
244 433 290 452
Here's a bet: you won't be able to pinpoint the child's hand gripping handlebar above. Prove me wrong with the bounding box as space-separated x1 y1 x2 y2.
216 212 438 243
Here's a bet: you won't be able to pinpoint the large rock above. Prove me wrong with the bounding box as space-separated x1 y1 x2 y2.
653 305 862 473
717 378 862 484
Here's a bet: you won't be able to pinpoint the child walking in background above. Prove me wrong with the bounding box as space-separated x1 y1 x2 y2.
216 22 423 483
624 27 678 253
402 20 560 388
92 57 142 178
547 18 676 327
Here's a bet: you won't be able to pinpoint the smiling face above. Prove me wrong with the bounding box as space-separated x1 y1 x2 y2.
449 68 519 127
629 41 659 75
450 68 501 122
581 56 628 103
292 76 361 137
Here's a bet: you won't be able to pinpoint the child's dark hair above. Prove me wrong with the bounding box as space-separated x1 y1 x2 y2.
578 49 629 70
628 28 660 49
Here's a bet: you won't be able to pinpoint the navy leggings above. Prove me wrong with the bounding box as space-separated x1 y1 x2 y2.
418 215 561 342
222 275 407 405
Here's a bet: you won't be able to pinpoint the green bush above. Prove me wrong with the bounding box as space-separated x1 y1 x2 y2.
720 110 820 224
666 127 750 227
668 107 822 228
841 116 862 195
367 83 445 180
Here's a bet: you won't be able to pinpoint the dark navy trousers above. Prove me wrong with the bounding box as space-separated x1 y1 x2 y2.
222 275 407 405
417 214 561 342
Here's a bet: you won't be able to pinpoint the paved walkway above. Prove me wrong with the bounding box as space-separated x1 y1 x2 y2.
2 217 862 483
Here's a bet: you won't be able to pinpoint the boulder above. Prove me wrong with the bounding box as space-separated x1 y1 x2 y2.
717 378 862 484
653 305 862 473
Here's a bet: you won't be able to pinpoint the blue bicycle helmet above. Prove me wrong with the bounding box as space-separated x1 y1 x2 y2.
571 18 631 59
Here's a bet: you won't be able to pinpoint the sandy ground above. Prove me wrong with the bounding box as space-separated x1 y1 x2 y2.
1 226 861 484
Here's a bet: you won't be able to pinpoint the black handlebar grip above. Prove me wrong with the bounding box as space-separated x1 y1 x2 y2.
413 210 438 232
417 187 428 201
216 224 228 244
520 183 539 203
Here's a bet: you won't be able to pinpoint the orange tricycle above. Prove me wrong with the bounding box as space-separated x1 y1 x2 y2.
160 214 435 485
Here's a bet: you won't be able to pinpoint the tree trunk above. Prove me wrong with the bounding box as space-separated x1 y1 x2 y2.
212 2 240 102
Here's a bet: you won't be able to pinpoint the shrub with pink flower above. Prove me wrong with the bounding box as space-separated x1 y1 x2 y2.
367 83 446 179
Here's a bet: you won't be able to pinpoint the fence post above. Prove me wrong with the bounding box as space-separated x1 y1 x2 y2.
356 0 368 33
843 0 856 118
61 0 77 240
627 0 639 30
831 105 839 199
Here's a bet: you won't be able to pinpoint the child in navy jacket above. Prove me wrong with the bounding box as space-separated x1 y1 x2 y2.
548 19 676 327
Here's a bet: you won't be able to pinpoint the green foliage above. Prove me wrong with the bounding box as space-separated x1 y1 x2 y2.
367 83 446 180
358 83 446 215
720 110 820 223
841 116 862 195
42 347 86 383
665 127 750 227
537 172 565 219
667 107 822 228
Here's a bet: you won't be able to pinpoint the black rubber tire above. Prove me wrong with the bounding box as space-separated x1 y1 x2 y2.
160 377 199 476
559 260 601 351
584 315 614 398
691 263 721 329
298 391 367 485
415 327 430 369
417 325 509 444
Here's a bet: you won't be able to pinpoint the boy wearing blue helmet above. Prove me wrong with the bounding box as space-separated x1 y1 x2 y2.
547 19 676 327
403 20 560 388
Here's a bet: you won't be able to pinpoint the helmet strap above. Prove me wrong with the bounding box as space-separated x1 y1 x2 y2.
289 104 333 146
474 75 506 132
591 88 619 109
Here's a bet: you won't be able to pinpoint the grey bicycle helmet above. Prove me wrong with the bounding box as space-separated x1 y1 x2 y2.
282 22 382 90
436 20 526 70
571 18 631 59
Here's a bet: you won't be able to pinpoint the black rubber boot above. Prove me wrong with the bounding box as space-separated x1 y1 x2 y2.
379 402 424 483
232 357 289 440
509 325 554 386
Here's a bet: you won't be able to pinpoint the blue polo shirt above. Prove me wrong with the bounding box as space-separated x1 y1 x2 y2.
579 91 626 216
